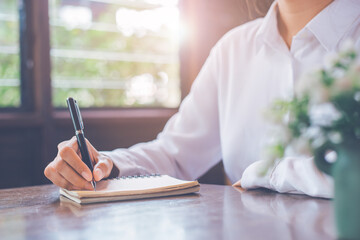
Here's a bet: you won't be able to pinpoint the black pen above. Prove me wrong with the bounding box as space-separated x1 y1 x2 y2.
66 97 96 191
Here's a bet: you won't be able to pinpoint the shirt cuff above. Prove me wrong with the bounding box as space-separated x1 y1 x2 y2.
240 157 334 199
100 149 152 177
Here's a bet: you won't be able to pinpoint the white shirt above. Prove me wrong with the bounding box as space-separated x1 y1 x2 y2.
103 0 360 198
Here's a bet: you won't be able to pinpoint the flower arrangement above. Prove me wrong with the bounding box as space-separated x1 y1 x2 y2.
263 40 360 171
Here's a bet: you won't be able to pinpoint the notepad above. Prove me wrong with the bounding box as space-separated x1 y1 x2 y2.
60 174 200 204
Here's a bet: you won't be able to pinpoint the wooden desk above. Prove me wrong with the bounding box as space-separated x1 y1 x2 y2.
0 184 335 240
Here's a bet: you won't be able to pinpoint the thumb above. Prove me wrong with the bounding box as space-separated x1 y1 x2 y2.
93 154 113 181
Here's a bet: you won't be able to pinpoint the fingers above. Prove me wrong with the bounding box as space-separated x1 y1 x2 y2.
45 136 112 189
84 139 99 165
54 157 93 189
59 144 93 181
45 159 94 190
44 137 95 190
58 136 79 153
44 162 85 190
93 154 113 181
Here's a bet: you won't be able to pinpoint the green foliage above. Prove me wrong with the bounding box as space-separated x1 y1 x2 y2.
0 20 18 45
0 54 20 107
321 70 335 87
288 96 310 138
0 0 20 107
0 86 20 107
0 0 180 108
50 0 180 108
53 88 127 107
331 91 360 139
0 54 19 79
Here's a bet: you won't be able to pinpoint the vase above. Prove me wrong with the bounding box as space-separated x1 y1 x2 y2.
314 141 360 239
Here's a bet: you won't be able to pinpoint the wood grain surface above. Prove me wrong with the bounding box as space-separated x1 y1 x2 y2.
0 184 335 240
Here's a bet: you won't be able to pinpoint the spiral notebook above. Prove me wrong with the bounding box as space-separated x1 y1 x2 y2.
60 174 200 204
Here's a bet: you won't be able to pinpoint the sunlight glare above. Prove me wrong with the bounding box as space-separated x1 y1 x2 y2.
116 6 179 39
59 5 92 30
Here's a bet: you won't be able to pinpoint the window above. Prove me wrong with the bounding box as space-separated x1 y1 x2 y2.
49 0 181 108
0 0 20 107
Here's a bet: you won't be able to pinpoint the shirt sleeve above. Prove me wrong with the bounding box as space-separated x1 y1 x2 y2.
239 157 334 198
101 47 222 180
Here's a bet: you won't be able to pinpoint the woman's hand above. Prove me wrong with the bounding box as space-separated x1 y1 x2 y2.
44 136 113 190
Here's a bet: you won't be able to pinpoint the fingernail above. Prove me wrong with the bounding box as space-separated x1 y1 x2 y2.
82 171 92 181
95 169 103 180
85 182 93 190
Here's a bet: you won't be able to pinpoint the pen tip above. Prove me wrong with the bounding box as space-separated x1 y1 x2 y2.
91 181 96 191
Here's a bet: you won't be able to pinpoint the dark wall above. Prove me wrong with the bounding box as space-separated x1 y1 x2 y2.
0 128 42 188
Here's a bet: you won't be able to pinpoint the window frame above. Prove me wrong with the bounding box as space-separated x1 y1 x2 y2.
19 0 35 112
0 0 34 112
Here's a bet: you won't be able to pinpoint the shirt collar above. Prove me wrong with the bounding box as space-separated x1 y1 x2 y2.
255 1 283 52
305 0 360 52
256 0 360 52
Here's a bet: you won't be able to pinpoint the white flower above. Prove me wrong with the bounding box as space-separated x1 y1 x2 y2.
311 135 327 149
285 137 312 157
332 68 347 79
327 131 343 144
267 123 292 144
324 52 339 70
296 70 320 97
309 103 342 127
296 70 331 104
354 92 360 102
325 151 338 163
303 126 323 140
340 38 355 53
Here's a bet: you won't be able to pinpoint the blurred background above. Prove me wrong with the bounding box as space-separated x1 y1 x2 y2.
0 0 272 189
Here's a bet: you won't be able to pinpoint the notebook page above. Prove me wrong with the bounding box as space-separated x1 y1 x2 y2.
70 175 198 198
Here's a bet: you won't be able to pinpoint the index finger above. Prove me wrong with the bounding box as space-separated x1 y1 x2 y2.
58 136 79 153
59 145 93 182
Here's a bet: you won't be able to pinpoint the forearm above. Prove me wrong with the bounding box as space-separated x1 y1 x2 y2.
101 139 191 180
